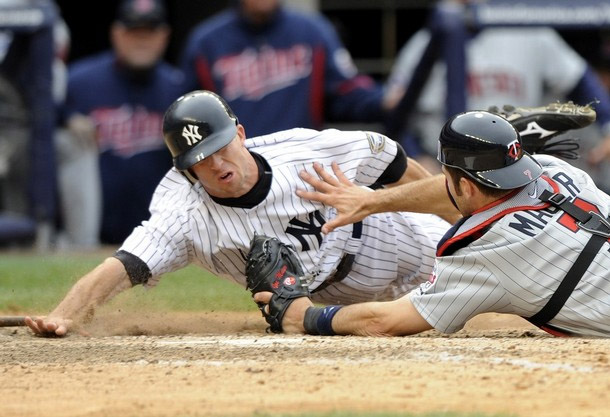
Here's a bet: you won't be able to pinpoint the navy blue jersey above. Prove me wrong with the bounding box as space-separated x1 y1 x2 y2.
180 6 384 137
64 51 184 243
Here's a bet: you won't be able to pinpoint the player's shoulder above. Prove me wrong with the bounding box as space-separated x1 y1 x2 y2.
245 128 370 150
68 51 113 80
186 9 237 42
276 7 339 42
150 168 204 212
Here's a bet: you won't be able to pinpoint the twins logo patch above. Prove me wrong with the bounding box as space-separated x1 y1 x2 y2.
365 132 386 154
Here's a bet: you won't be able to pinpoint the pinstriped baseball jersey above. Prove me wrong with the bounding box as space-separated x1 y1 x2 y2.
120 128 450 305
411 155 610 337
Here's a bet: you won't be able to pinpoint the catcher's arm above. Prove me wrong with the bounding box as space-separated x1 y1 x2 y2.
296 162 457 234
253 291 432 336
26 257 132 337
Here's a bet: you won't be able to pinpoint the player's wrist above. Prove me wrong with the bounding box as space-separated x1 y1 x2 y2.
303 305 343 335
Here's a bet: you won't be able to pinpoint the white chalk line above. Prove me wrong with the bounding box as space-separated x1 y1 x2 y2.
104 337 597 373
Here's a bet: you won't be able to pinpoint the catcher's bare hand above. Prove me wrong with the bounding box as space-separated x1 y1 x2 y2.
253 292 313 334
25 316 72 337
296 162 373 234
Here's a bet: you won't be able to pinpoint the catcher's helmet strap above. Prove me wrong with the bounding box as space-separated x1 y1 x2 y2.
526 190 610 330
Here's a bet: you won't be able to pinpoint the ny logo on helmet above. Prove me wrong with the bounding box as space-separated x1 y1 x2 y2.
182 124 203 146
507 139 521 160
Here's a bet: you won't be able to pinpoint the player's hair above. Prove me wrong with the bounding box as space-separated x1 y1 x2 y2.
445 166 511 199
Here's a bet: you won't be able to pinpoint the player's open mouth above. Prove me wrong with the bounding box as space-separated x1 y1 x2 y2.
219 172 233 182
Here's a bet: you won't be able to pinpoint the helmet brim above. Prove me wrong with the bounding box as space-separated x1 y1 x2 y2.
469 152 543 189
173 123 237 170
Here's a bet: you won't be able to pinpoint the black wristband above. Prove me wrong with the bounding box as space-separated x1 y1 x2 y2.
303 307 324 335
303 305 342 336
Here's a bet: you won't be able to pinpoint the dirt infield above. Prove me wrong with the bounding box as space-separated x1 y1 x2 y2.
1 311 609 417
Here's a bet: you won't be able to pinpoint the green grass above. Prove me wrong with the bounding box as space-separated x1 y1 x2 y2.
0 251 257 314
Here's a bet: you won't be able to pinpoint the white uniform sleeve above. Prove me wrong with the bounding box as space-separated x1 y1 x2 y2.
410 254 513 333
120 169 195 286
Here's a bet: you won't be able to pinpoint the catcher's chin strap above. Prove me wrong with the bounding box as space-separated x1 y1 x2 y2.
525 190 610 334
311 221 363 294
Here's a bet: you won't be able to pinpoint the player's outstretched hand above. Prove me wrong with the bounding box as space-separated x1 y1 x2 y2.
296 162 374 234
253 292 312 334
25 316 72 337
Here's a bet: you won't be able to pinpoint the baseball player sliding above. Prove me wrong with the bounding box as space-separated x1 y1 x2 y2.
26 90 452 337
254 108 610 338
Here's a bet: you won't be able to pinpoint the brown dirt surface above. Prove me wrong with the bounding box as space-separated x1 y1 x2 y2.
1 311 610 417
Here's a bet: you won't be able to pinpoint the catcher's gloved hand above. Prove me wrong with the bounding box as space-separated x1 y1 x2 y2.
488 101 596 160
245 234 310 333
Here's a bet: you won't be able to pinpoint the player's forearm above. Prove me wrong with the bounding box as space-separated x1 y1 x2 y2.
331 297 432 337
365 174 459 220
49 257 132 322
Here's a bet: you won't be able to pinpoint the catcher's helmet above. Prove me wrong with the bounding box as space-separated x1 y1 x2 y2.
163 90 239 173
437 110 543 189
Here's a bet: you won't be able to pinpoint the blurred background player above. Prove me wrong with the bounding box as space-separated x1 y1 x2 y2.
384 0 610 184
179 0 386 137
58 0 184 247
0 0 58 249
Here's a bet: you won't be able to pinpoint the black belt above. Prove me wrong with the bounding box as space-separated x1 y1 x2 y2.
312 221 362 293
526 190 610 329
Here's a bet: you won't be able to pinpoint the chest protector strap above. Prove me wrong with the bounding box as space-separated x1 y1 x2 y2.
527 190 610 330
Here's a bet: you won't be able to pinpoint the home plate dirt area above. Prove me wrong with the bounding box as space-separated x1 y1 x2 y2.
1 311 609 417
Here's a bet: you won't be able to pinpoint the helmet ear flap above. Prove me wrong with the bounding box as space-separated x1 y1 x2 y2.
180 168 198 185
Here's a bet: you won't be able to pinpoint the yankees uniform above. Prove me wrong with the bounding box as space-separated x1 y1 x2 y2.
411 155 610 337
120 128 449 305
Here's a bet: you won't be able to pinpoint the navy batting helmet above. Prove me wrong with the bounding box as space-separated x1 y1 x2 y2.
437 110 543 189
163 90 239 174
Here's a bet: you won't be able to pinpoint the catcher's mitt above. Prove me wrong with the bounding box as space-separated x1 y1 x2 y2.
488 101 596 160
245 234 310 333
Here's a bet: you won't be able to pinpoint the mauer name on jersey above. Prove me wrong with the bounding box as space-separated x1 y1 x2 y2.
507 171 604 238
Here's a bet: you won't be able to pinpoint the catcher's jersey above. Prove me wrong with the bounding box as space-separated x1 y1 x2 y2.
411 155 610 337
121 128 449 305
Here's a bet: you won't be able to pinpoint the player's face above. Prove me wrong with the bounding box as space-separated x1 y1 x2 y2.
190 126 259 199
111 23 170 70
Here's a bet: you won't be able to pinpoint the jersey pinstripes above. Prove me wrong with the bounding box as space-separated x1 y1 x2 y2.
120 128 449 305
411 155 610 336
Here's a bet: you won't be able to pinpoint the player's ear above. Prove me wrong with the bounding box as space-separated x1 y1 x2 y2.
460 176 479 198
236 124 246 143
